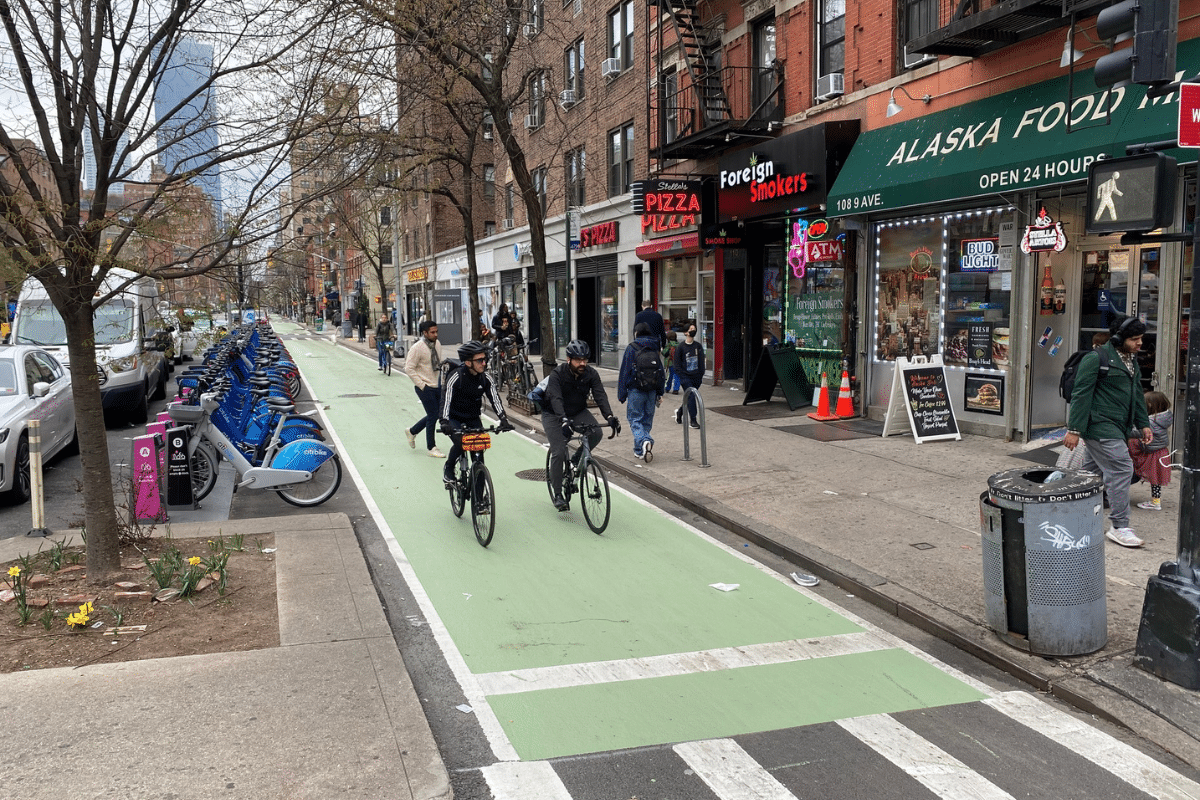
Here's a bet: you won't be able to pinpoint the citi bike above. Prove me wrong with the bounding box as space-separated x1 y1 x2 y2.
545 421 615 534
168 392 343 507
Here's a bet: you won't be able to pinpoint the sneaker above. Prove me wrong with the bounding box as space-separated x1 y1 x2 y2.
405 429 417 449
428 447 445 458
643 440 653 463
553 493 569 512
689 420 701 429
1137 500 1162 511
633 448 643 459
1106 527 1144 548
674 407 682 425
377 366 383 371
443 474 455 488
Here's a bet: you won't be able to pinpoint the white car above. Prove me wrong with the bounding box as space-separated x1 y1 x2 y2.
0 345 77 502
178 310 215 361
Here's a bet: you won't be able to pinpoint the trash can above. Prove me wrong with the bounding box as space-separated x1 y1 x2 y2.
315 320 324 332
980 467 1106 656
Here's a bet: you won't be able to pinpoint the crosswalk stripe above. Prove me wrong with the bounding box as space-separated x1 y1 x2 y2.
837 714 1014 799
986 691 1200 800
482 760 574 800
475 631 893 695
674 739 798 800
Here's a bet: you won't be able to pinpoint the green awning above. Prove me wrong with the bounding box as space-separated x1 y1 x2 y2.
828 38 1199 217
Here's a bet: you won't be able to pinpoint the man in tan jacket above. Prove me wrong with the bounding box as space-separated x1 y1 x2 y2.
404 320 445 457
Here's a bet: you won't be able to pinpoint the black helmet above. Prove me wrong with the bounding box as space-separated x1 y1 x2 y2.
458 340 487 361
565 339 590 359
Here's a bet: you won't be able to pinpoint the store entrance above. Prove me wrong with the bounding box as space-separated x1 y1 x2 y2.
1078 244 1160 390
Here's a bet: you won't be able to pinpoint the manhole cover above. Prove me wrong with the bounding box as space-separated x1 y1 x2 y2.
337 393 379 398
910 542 936 550
515 468 547 482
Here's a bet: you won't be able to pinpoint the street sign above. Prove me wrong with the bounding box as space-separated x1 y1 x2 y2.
1180 83 1200 148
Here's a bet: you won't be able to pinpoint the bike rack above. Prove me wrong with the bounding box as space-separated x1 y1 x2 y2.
678 387 711 467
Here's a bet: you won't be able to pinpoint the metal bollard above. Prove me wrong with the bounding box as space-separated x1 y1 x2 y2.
679 387 711 467
27 419 50 536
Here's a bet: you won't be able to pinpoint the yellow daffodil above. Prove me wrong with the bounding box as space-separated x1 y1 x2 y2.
7 566 19 577
188 556 202 566
80 602 94 615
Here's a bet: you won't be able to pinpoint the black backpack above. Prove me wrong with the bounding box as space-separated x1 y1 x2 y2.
1059 348 1111 400
633 343 665 392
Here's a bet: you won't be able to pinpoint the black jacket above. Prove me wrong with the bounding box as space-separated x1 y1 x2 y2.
634 308 667 349
440 366 506 425
674 339 705 379
544 362 613 420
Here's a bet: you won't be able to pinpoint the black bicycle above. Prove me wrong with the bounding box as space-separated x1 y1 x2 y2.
446 424 504 546
544 422 615 534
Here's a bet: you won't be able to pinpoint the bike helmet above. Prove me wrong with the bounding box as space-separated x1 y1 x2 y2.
565 339 590 359
458 340 487 361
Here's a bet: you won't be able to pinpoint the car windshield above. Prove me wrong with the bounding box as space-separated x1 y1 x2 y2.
16 298 134 346
0 361 16 396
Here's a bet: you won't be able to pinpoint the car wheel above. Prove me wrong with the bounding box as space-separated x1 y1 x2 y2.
130 381 150 424
151 366 168 401
9 434 31 503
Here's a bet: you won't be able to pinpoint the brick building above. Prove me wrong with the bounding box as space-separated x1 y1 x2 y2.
392 0 1199 441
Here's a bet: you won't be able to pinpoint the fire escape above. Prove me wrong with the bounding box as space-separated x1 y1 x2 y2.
650 0 783 164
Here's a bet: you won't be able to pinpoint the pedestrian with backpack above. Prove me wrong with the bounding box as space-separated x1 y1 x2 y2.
618 322 666 461
1063 315 1153 548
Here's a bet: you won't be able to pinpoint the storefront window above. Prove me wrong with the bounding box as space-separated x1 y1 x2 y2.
664 257 697 301
599 273 619 366
549 278 569 357
874 207 1011 372
763 245 784 344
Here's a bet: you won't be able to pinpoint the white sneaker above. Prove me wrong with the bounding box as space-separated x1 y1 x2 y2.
428 447 445 458
1137 500 1162 511
405 429 416 449
1106 527 1144 548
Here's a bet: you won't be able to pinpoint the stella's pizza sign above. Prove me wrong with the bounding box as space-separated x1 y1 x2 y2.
632 179 702 235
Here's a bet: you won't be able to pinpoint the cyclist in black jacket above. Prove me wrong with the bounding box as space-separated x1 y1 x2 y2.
440 340 513 484
542 339 619 511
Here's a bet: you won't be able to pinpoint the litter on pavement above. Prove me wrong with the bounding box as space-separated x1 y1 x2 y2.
791 571 820 587
709 583 740 592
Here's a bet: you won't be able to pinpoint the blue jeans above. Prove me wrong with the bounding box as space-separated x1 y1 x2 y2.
666 367 681 392
410 385 441 450
626 389 658 455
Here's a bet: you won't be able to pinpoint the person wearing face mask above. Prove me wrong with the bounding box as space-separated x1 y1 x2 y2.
673 324 705 429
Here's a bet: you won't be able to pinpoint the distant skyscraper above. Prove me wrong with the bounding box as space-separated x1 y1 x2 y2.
81 128 130 195
154 38 223 221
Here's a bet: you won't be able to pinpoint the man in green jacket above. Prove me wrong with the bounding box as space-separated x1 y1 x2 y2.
1062 315 1153 548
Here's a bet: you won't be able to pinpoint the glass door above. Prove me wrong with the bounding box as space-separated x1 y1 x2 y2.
1079 245 1159 390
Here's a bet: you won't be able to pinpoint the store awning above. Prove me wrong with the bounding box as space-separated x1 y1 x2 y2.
828 40 1199 217
635 232 701 260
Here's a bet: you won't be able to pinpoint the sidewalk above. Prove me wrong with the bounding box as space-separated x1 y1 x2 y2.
0 514 451 800
329 328 1200 769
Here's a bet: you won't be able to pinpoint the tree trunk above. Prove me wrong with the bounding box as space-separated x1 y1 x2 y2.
63 305 123 585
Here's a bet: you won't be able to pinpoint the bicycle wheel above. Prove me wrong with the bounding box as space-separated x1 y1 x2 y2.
471 463 496 547
449 455 468 517
383 348 392 376
277 454 343 507
579 458 610 534
190 442 219 501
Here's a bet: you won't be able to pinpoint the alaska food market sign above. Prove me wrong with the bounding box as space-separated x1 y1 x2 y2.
827 41 1200 217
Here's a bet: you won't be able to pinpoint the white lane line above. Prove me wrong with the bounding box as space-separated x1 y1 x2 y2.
481 760 574 800
837 714 1014 799
986 691 1200 800
476 631 893 695
301 352 520 762
674 739 798 800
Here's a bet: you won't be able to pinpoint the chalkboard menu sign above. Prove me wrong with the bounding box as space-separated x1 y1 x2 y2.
967 323 994 369
882 355 961 443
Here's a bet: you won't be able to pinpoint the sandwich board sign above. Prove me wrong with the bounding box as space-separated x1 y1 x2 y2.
882 354 961 443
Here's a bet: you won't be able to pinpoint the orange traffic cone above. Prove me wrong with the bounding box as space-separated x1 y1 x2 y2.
807 372 840 421
835 370 855 418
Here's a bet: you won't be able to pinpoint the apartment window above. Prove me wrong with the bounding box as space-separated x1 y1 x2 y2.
608 0 634 69
753 17 778 116
900 0 937 69
565 148 586 207
529 72 545 128
485 221 497 237
660 69 679 144
607 122 634 196
528 0 543 32
818 0 845 77
532 166 548 217
381 206 391 226
484 164 495 199
505 182 515 222
565 38 585 97
483 112 494 140
381 244 392 266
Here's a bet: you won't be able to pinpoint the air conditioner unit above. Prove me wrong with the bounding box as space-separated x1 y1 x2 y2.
815 72 844 101
522 22 539 38
601 58 621 80
483 129 493 141
524 113 540 130
903 45 934 70
559 89 577 108
501 218 514 230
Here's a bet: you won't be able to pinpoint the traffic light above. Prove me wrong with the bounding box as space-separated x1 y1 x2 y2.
1085 152 1177 234
1094 0 1179 88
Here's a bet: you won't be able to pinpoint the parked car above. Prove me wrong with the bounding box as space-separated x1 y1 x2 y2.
177 308 215 361
0 345 77 502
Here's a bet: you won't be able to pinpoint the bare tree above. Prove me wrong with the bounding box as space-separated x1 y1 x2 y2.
0 0 392 582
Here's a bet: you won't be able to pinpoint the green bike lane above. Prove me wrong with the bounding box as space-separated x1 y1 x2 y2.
289 331 991 762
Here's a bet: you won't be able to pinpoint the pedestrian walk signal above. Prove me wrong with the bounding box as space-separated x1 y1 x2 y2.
1085 153 1176 235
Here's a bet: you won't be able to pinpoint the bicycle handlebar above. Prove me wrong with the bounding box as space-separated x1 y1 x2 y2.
568 421 619 440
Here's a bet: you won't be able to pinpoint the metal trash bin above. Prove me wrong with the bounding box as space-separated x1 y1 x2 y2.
980 467 1106 656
